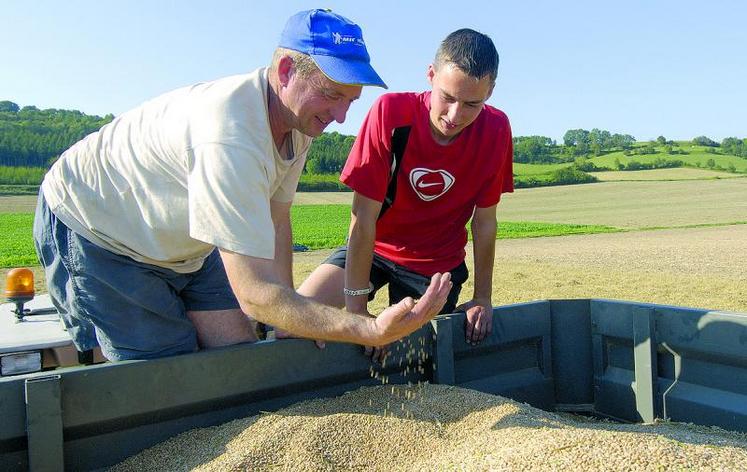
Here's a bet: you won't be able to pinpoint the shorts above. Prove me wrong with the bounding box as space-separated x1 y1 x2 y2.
32 190 240 361
323 246 469 315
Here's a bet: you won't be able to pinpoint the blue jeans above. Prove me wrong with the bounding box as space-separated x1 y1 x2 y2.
33 191 240 361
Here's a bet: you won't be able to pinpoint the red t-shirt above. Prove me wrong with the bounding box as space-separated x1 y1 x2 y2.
341 92 514 276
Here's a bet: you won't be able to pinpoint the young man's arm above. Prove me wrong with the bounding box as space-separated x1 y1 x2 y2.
458 204 497 344
344 192 382 315
219 249 451 345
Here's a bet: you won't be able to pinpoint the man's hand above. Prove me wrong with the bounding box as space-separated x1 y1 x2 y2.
364 344 390 364
456 298 493 345
346 307 389 363
368 272 452 345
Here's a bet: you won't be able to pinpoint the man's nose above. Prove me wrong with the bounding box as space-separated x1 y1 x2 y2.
447 103 462 123
331 101 350 124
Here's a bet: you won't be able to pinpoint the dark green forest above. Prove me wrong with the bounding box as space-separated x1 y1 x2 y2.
0 100 113 167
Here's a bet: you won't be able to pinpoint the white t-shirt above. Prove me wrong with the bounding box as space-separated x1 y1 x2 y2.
42 67 310 273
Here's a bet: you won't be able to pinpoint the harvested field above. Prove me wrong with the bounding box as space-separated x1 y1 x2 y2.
293 224 747 314
293 191 353 206
485 224 747 313
111 383 747 471
0 195 37 214
497 178 747 229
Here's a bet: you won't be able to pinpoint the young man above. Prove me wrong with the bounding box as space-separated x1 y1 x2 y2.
33 9 452 361
298 29 513 352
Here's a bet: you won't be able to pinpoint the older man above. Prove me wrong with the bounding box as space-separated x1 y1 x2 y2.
33 9 451 361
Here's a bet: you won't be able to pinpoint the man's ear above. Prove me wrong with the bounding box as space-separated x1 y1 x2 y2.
426 64 436 87
277 55 294 87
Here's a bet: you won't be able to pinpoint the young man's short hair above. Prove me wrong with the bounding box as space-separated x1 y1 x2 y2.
434 29 499 83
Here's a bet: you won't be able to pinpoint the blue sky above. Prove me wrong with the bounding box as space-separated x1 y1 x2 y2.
3 1 745 142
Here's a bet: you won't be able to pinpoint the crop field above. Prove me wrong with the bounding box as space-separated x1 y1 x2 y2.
291 204 618 250
290 205 349 249
0 213 36 267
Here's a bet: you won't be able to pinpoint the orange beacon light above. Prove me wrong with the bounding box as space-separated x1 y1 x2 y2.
5 268 35 321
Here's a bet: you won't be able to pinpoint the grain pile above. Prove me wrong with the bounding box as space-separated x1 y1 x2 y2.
110 383 747 471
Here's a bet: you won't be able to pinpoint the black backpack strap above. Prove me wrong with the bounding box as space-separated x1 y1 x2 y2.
378 126 411 220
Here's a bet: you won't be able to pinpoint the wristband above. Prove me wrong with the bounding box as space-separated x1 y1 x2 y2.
344 282 374 297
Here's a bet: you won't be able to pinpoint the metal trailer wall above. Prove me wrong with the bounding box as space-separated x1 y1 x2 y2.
1 299 747 471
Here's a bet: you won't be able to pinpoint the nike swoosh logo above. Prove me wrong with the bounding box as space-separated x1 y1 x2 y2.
417 181 441 188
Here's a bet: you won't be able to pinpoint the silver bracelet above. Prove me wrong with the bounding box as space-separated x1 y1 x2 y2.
344 282 374 296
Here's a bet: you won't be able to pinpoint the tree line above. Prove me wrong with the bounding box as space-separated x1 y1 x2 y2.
2 100 746 174
513 131 747 165
0 100 113 167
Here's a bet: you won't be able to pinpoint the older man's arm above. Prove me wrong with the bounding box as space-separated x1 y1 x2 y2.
270 200 294 288
219 249 451 346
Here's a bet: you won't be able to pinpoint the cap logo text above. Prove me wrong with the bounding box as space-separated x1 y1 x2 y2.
332 31 365 46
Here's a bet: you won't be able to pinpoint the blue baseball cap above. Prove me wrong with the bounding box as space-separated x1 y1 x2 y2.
278 9 387 89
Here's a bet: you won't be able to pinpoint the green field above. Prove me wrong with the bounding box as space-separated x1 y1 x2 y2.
0 205 618 268
0 213 37 267
291 205 619 251
513 162 569 175
291 205 350 249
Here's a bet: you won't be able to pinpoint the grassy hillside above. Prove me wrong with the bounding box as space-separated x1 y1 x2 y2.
594 142 747 172
510 141 747 186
